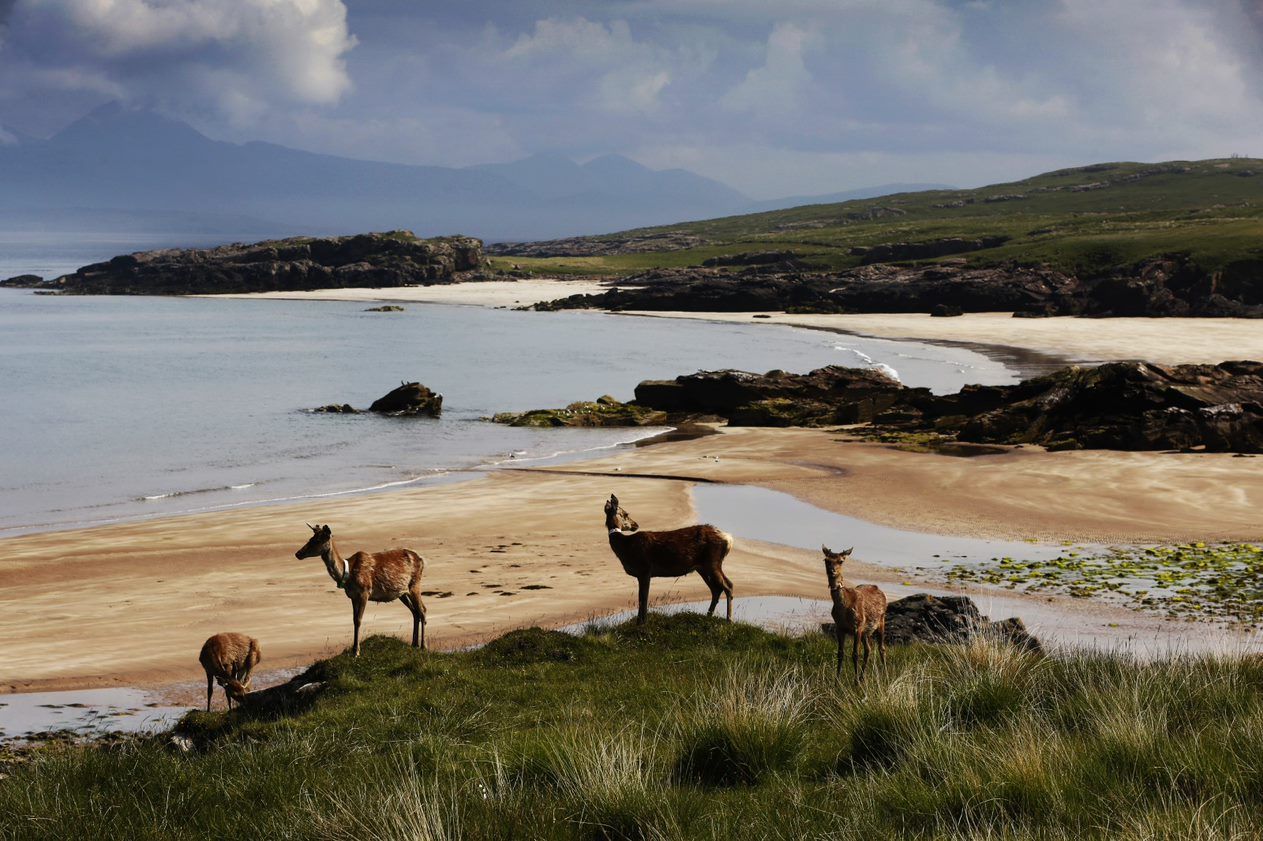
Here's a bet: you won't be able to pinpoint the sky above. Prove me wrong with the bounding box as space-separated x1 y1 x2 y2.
1 0 1262 199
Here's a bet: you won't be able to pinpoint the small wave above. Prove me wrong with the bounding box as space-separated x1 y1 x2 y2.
229 483 256 490
872 363 901 382
140 482 255 501
834 345 901 382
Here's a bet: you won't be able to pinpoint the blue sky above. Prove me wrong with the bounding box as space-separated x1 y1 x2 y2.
1 0 1261 198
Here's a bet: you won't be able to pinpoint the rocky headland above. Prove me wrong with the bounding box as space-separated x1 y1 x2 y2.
531 254 1263 318
2 231 485 295
492 360 1263 453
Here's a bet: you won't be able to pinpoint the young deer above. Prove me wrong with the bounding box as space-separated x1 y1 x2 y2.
822 546 887 682
295 524 427 657
603 493 735 624
198 632 262 711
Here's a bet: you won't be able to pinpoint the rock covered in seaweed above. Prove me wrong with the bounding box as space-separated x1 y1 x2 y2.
823 593 1043 654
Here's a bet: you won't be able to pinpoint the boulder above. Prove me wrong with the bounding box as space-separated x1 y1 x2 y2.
363 305 405 312
931 303 964 317
368 382 443 417
311 404 360 414
823 593 1043 654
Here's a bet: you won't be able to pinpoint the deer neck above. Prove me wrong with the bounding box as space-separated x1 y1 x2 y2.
826 568 852 608
320 542 350 589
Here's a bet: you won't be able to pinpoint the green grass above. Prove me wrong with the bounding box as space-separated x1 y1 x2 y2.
4 615 1263 840
497 158 1263 280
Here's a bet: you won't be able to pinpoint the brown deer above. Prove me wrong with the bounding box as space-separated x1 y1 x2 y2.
603 493 735 624
198 632 262 712
295 523 427 657
822 546 887 682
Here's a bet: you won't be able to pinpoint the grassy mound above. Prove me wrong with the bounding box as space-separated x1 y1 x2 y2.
3 615 1263 839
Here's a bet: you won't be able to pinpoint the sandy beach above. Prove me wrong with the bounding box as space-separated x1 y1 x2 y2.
211 279 1263 366
5 282 1263 698
4 426 1262 695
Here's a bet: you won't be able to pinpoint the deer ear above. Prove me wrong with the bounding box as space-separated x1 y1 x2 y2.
307 522 317 532
822 544 831 555
321 525 331 537
843 547 853 556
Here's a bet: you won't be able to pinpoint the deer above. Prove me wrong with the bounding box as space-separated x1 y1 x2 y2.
295 523 427 657
822 546 887 682
198 632 262 712
603 493 735 625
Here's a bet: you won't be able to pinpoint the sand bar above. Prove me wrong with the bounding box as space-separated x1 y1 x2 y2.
204 278 609 308
3 427 1262 694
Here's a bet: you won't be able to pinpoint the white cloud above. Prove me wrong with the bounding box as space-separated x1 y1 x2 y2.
7 0 356 117
721 22 814 115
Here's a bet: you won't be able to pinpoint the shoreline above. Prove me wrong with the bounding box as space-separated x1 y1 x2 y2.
5 282 1263 697
3 427 1262 696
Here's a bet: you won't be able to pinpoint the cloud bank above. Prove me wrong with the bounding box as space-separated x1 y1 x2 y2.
2 0 1262 198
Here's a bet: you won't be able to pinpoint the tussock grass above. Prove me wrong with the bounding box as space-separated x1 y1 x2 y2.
3 615 1263 840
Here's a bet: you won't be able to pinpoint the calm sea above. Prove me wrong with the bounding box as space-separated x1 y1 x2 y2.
0 287 1017 536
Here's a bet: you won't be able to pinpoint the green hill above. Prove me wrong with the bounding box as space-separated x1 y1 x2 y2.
492 158 1263 278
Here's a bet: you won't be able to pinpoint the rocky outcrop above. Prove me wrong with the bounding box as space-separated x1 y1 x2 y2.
14 231 485 295
700 251 807 269
490 360 1263 453
368 382 443 417
532 255 1263 318
822 593 1043 654
488 231 708 258
851 236 1009 264
1 274 43 287
364 305 405 312
634 367 910 426
311 403 360 414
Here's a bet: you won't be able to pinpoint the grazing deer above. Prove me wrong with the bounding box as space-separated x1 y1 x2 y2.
198 632 261 712
822 546 887 682
295 523 427 657
603 493 735 624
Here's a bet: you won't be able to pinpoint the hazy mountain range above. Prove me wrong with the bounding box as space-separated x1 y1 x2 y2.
0 104 951 242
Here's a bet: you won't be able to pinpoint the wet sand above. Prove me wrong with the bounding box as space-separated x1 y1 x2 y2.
3 427 1262 695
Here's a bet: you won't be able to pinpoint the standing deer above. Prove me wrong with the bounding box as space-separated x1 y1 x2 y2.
295 524 427 657
198 632 261 712
603 493 735 624
822 546 887 682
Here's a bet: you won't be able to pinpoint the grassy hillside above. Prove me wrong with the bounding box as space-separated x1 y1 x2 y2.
491 158 1263 277
5 615 1263 840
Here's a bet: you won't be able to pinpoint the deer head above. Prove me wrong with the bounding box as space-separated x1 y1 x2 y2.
604 494 639 532
821 545 854 581
216 676 249 704
296 523 332 559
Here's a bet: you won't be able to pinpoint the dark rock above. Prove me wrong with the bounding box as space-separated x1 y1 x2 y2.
27 232 484 295
823 593 1043 654
931 303 964 317
364 305 405 312
311 404 360 414
858 236 1009 265
368 382 443 417
701 251 807 268
490 399 666 428
634 366 911 426
488 232 707 258
0 274 43 287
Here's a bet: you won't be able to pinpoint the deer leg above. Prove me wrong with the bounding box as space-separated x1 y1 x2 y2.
700 569 722 617
835 626 846 676
352 594 367 657
878 620 887 666
852 632 861 684
637 576 651 624
720 571 734 622
416 592 427 651
860 632 872 682
206 673 213 712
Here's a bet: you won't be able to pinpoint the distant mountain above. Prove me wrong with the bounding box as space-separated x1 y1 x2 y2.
745 183 955 214
0 104 753 241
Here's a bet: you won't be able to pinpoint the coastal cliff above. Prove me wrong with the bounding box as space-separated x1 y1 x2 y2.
3 231 485 295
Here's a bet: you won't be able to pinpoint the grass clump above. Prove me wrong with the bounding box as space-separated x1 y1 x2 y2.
5 614 1263 839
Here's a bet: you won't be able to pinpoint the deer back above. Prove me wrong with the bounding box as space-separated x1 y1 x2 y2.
609 524 731 577
200 632 259 679
349 548 424 600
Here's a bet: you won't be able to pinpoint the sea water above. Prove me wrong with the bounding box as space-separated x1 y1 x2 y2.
0 288 1018 535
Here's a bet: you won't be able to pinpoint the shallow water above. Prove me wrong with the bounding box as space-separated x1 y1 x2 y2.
0 289 1017 535
573 594 1263 660
0 688 186 742
691 484 1071 567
